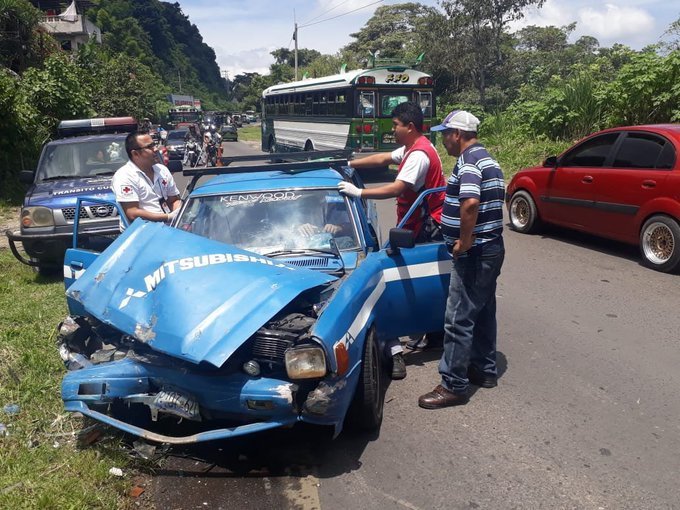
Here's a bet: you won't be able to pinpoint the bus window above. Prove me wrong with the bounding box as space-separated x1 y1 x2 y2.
418 92 433 117
320 93 328 116
336 91 347 116
381 94 409 117
357 93 375 117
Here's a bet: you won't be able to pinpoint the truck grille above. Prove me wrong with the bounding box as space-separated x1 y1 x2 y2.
62 205 117 221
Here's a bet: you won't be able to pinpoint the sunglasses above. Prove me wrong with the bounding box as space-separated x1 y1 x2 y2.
135 142 156 151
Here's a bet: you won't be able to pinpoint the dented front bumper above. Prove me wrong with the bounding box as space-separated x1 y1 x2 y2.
62 357 359 443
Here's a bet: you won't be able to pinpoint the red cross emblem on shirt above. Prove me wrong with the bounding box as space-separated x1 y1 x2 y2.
161 179 167 186
122 186 131 193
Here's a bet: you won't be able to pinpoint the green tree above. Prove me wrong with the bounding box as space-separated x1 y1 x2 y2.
600 49 680 125
437 0 546 107
271 48 322 68
343 3 436 63
89 54 169 119
20 52 92 125
0 0 46 72
661 16 680 53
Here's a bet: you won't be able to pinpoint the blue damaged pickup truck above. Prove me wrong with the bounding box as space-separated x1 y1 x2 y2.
56 153 450 443
5 117 137 274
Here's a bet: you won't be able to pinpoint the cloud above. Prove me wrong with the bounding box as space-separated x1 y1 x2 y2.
216 47 275 78
578 4 655 40
509 0 660 47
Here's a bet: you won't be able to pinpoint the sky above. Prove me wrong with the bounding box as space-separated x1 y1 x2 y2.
177 0 679 78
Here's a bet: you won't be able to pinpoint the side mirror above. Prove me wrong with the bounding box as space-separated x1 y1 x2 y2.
387 228 415 256
19 170 35 184
543 156 558 168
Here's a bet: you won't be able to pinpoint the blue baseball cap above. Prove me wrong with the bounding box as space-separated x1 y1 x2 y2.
431 110 480 132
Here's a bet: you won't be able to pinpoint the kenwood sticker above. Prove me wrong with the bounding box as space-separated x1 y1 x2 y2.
220 192 301 207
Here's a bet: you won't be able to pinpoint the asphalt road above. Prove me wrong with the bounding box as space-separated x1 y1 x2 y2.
152 140 680 510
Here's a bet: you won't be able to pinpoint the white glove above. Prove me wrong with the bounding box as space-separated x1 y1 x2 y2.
166 208 180 222
338 181 362 198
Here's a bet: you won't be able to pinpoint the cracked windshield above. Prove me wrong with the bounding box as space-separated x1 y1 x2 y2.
178 189 359 255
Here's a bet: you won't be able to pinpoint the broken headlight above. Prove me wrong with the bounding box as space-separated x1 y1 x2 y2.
285 346 326 379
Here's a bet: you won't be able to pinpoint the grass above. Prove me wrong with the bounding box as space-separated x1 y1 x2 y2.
0 250 136 508
237 124 262 143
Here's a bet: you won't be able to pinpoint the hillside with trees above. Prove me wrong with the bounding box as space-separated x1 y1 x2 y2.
0 0 229 198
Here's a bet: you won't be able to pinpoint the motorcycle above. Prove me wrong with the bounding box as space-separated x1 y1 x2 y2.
183 139 199 168
206 140 218 167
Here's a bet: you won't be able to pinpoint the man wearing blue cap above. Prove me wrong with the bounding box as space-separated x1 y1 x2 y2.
418 110 506 409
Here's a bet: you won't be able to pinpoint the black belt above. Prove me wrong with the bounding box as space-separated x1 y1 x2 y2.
446 236 502 255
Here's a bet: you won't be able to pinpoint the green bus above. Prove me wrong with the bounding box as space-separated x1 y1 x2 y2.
261 64 435 154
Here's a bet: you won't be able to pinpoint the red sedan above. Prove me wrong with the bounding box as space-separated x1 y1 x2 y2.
506 124 680 273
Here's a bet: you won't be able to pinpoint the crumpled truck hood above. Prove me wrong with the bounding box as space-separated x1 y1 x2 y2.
66 220 336 366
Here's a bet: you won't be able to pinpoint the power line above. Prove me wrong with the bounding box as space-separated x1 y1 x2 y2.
301 0 352 26
299 0 384 28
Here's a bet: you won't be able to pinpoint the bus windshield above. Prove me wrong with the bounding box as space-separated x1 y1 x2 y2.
380 94 409 117
169 112 200 123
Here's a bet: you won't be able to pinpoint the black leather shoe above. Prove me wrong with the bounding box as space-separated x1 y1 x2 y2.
418 385 468 409
467 365 497 388
391 353 407 380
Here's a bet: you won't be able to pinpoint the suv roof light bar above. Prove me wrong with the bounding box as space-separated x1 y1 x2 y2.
57 117 138 138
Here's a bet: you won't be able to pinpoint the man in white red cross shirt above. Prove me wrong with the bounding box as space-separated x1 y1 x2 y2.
112 131 181 230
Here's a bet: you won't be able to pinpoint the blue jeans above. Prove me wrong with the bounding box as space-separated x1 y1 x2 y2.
439 238 505 393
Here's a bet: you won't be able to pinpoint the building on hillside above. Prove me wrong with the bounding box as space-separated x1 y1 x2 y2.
30 0 101 52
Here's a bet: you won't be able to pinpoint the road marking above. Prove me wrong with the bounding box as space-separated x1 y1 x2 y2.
282 468 321 510
352 471 423 510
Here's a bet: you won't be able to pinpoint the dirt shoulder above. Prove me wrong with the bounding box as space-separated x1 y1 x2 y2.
0 206 20 250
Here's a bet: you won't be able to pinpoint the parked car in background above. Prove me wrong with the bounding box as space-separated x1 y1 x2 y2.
58 153 451 443
220 124 238 142
506 124 680 273
5 117 136 274
165 129 189 161
232 114 243 128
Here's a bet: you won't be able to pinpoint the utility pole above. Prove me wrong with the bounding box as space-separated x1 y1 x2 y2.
294 22 298 81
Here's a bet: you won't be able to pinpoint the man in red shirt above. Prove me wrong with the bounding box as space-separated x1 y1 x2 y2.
338 101 447 379
339 101 446 243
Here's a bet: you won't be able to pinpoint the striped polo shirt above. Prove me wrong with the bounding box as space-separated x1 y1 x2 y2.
441 143 505 246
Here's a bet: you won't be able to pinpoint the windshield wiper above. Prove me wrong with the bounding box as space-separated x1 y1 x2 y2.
264 239 346 275
40 175 77 181
90 170 115 176
264 248 338 258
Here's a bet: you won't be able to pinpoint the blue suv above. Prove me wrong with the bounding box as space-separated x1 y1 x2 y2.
5 117 137 274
